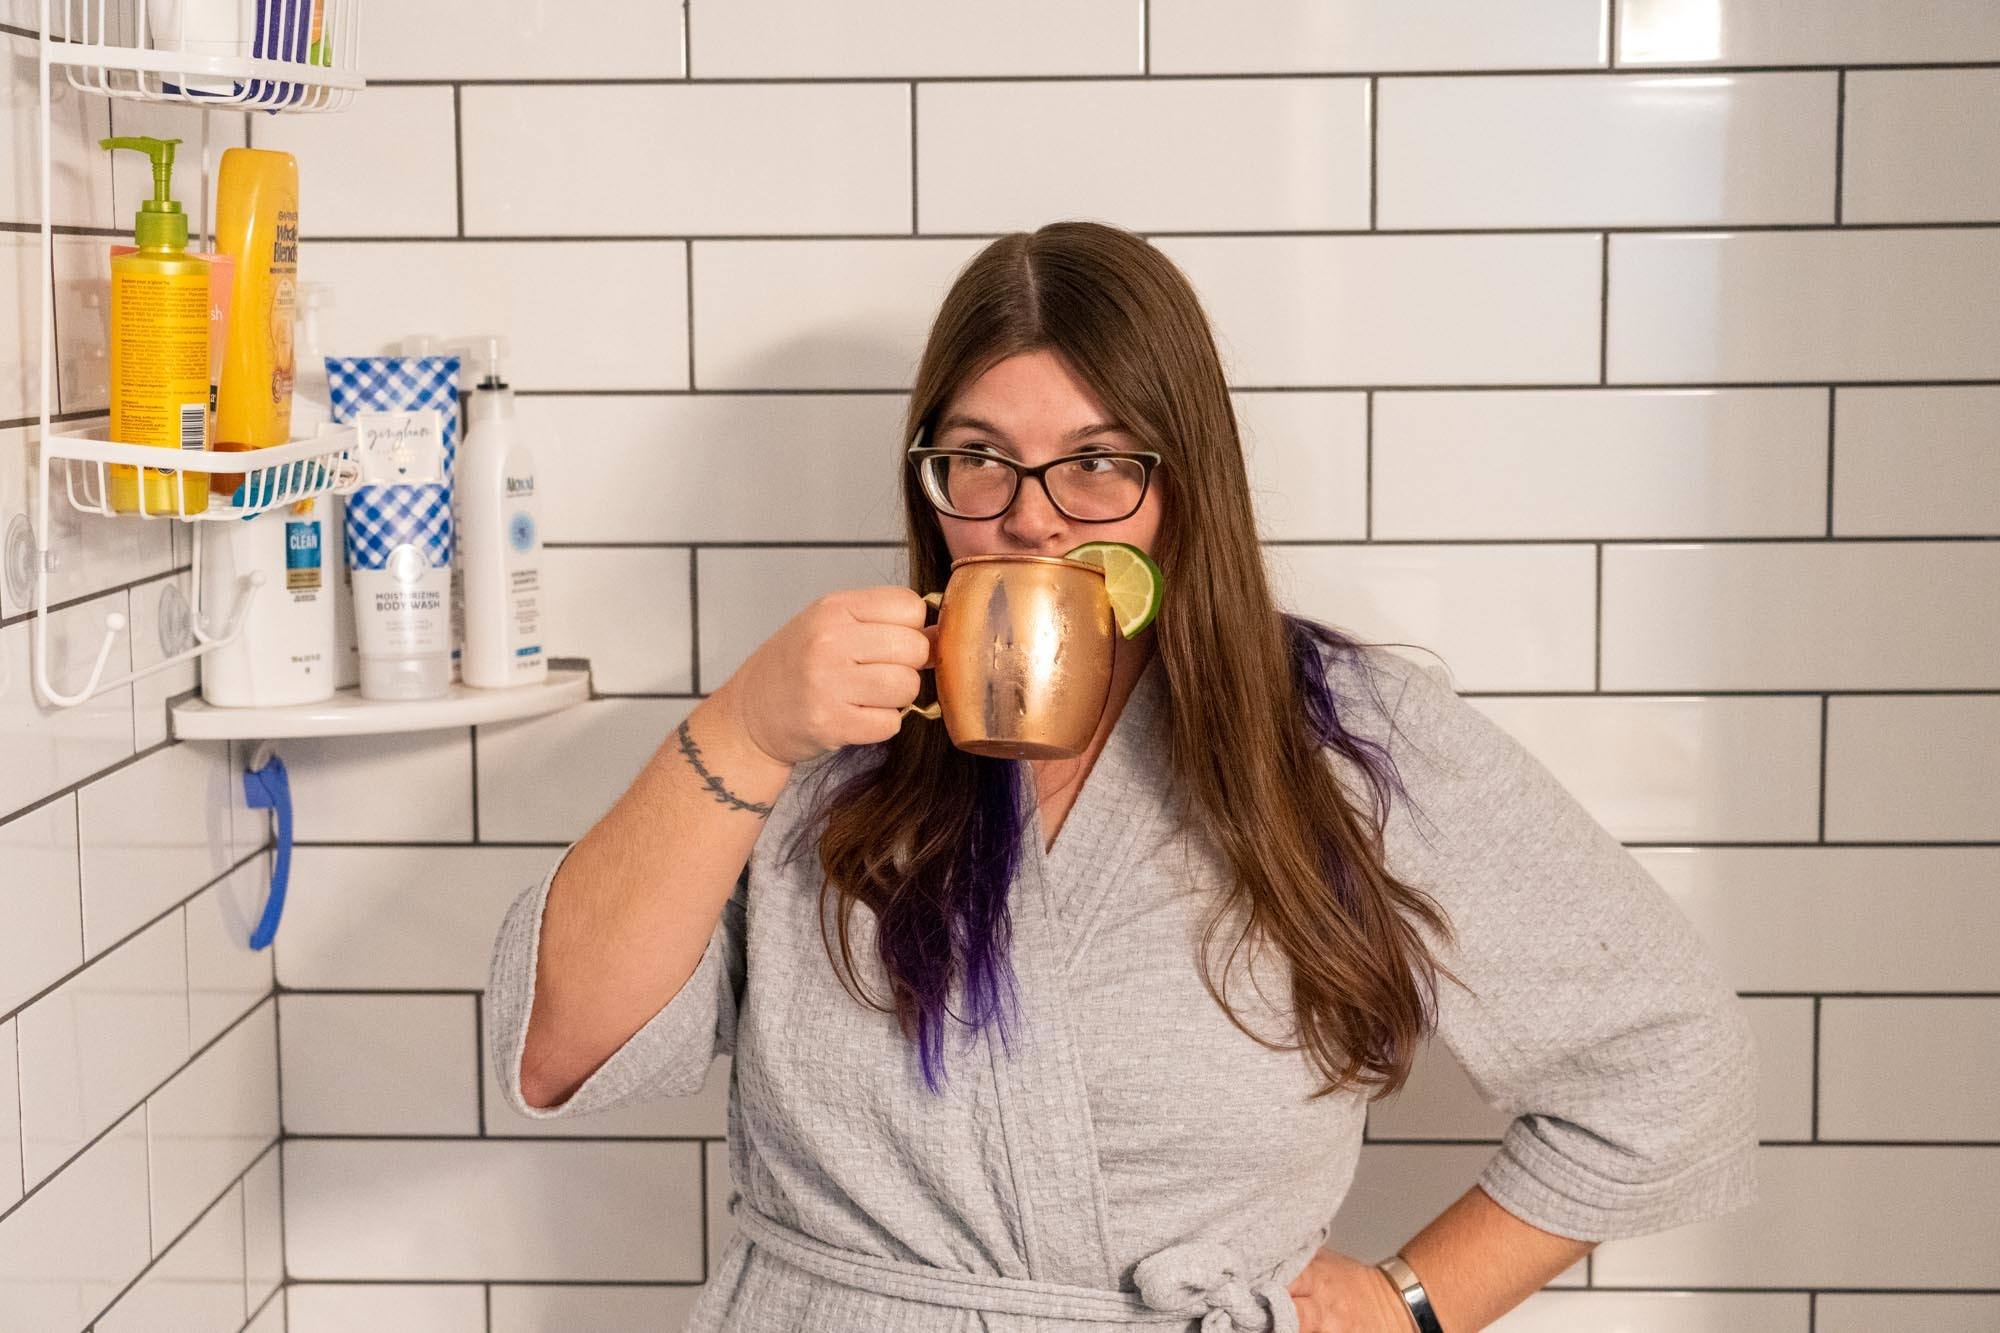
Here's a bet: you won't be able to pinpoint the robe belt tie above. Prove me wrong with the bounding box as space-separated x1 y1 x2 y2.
734 1199 1301 1331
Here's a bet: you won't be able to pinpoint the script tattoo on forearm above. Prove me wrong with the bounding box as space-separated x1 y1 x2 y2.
676 718 775 817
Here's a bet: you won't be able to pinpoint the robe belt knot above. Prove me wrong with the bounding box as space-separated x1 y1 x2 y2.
1132 1237 1301 1333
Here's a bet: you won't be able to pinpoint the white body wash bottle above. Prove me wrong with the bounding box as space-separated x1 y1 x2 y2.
452 336 545 689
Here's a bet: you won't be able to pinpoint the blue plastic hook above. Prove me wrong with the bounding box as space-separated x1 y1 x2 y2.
242 751 293 951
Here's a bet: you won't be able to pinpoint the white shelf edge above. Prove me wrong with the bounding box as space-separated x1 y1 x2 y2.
48 42 366 89
170 666 592 740
45 427 356 471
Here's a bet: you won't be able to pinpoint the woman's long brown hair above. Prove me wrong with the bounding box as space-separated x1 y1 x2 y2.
788 220 1462 1101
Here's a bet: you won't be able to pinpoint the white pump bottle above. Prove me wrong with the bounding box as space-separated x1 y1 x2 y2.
451 335 546 689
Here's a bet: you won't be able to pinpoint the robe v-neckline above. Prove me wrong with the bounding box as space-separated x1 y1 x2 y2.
1020 653 1171 954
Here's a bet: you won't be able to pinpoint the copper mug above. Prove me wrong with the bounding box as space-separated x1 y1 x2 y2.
899 554 1114 759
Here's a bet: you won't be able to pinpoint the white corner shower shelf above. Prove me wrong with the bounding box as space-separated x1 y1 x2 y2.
170 666 592 740
44 0 365 112
28 2 368 707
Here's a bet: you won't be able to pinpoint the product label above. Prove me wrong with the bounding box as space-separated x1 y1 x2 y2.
285 519 323 593
354 550 449 659
355 410 445 484
504 467 542 671
109 271 210 448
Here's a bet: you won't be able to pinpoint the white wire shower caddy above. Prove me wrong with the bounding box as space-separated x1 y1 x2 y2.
27 0 366 707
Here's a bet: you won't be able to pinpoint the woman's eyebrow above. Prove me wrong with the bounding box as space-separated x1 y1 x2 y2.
936 414 1128 443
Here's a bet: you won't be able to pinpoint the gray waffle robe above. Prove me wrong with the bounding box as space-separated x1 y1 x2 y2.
486 646 1759 1332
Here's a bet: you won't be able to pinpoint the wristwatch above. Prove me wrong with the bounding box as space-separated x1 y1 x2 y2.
1375 1253 1443 1333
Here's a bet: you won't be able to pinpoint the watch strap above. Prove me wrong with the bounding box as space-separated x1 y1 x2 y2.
1376 1252 1444 1333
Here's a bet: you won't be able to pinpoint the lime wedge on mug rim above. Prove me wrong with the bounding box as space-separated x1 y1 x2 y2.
1063 541 1163 638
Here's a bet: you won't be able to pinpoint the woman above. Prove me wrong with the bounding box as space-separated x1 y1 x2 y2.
487 222 1758 1332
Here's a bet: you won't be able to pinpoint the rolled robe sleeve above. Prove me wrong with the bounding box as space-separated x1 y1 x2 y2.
485 844 747 1121
1378 658 1760 1241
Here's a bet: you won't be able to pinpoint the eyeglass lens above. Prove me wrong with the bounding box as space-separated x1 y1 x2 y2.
921 453 1146 521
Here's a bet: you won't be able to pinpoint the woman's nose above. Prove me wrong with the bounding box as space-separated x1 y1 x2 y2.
1000 472 1067 547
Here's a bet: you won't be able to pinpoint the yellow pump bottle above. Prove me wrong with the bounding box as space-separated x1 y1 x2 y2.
213 147 300 498
101 135 209 516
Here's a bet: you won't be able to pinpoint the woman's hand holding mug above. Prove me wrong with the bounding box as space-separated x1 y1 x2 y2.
713 586 937 769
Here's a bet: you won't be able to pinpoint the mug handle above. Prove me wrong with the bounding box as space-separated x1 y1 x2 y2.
899 591 944 720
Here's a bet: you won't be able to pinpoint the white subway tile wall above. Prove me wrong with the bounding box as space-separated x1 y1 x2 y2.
3 0 1996 1329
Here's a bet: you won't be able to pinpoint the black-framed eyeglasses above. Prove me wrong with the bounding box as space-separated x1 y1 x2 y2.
907 440 1163 523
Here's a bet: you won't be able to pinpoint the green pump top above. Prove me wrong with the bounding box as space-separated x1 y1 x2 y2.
99 136 188 250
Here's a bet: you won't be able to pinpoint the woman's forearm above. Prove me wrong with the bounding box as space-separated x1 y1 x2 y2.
1395 1184 1595 1331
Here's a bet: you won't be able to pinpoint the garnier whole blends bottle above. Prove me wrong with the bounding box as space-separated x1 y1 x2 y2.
449 335 545 689
213 146 299 499
100 135 210 515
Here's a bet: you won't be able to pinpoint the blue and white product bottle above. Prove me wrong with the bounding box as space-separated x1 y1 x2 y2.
197 500 338 707
452 336 545 689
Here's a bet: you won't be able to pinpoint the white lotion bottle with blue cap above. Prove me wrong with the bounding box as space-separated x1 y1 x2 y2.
347 399 454 701
451 335 545 690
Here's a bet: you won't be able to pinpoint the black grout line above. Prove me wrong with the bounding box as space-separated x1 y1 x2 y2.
1141 0 1151 75
1625 841 2000 850
908 82 919 234
689 547 702 694
453 84 467 238
1370 1134 2000 1148
473 994 488 1136
288 1132 748 1144
0 407 103 430
531 534 2000 549
685 241 697 389
1361 391 1373 540
271 979 288 1138
353 60 2000 85
0 221 127 236
9 1008 22 1199
74 798 87 975
1606 0 1619 68
1811 996 1823 1141
1367 77 1378 229
275 1131 292 1291
1739 991 2000 999
468 726 481 841
293 1276 719 1288
47 238 67 415
496 376 2000 395
1808 1290 1817 1333
698 1135 710 1279
683 0 693 80
281 987 487 997
1825 387 1839 536
0 561 188 631
289 840 569 850
1818 695 1831 842
1833 70 1847 225
1598 232 1611 382
266 1276 2000 1295
485 1282 494 1333
1593 544 1604 691
269 218 2000 244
